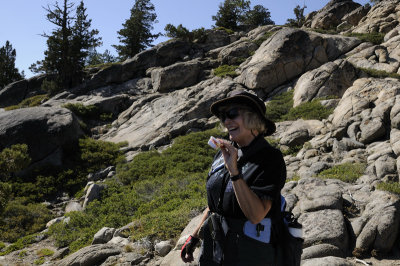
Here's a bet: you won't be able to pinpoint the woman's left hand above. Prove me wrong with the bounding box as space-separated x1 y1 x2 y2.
218 139 239 176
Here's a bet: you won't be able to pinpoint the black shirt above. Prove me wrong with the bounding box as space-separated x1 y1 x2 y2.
206 135 286 219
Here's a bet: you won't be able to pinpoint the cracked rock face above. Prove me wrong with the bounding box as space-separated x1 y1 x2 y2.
236 28 361 93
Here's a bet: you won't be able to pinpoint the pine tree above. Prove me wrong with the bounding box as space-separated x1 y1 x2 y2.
212 0 250 30
242 5 274 26
30 0 101 90
70 1 102 83
0 41 23 88
113 0 159 60
286 5 307 28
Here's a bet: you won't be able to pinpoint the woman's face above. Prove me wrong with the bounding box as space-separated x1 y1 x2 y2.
219 107 255 147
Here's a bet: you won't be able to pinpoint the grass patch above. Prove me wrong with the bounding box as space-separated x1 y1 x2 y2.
359 67 400 80
253 32 274 46
4 94 49 111
0 234 37 256
62 103 113 122
317 163 366 183
34 257 45 265
345 32 385 45
376 182 400 195
213 65 239 78
265 91 294 122
214 27 234 34
48 128 223 252
281 100 333 121
37 248 54 257
0 138 124 249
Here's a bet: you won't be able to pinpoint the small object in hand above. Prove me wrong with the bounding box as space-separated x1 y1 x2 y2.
208 136 222 149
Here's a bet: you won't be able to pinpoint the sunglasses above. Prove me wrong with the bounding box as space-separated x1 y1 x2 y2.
219 107 240 122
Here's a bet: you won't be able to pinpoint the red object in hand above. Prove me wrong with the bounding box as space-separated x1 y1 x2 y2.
181 235 199 263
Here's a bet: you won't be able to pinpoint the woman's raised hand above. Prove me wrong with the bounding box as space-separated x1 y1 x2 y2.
218 139 239 176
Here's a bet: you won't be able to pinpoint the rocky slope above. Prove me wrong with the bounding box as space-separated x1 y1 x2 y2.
1 0 400 265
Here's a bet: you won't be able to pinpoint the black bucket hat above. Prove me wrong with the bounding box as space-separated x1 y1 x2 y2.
210 90 276 136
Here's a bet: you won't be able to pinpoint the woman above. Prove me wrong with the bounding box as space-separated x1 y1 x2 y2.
181 90 286 266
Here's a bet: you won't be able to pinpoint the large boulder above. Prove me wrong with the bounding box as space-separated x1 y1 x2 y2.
236 28 361 94
352 0 400 34
151 59 212 92
102 78 246 149
57 244 121 266
0 107 83 165
303 0 361 30
353 190 400 254
293 59 359 107
0 74 54 108
331 78 400 132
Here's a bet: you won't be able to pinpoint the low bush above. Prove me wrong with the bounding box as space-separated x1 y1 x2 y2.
310 28 338 35
317 163 366 183
345 32 385 45
281 100 333 121
1 138 124 249
0 144 31 182
358 67 400 80
49 128 222 252
0 198 52 243
376 182 400 195
253 31 274 46
62 103 113 122
265 91 294 121
4 94 49 110
0 234 37 256
34 257 45 265
214 27 234 34
213 65 239 78
37 248 54 257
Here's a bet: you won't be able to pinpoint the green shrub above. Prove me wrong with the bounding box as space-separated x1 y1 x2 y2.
41 79 60 96
213 65 239 78
4 94 49 111
214 27 234 34
37 248 54 257
345 32 385 45
79 138 125 173
376 182 400 195
0 242 5 251
0 144 31 182
280 145 303 156
281 100 333 121
0 234 37 256
253 31 274 46
317 163 366 183
18 250 27 258
358 67 400 80
34 257 45 265
62 103 113 121
49 128 222 252
265 90 294 122
0 198 52 242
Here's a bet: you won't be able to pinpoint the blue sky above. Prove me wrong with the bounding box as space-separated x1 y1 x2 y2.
0 0 369 78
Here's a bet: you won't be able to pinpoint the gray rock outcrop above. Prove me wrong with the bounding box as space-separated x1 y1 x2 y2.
236 28 361 93
57 244 121 266
0 107 83 166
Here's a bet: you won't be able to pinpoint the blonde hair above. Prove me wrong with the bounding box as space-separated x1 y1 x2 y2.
218 104 267 134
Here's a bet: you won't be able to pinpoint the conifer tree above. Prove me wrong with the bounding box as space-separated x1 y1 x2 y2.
30 0 101 90
212 0 250 30
286 5 307 28
0 41 23 88
113 0 159 60
242 5 274 26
